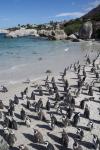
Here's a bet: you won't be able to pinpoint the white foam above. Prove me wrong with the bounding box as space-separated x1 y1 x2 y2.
11 66 18 70
11 64 27 71
88 41 93 46
64 48 69 52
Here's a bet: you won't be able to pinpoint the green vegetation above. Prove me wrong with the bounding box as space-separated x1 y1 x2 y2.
26 24 34 29
91 13 100 21
36 24 46 30
83 13 100 21
64 19 83 35
7 27 20 31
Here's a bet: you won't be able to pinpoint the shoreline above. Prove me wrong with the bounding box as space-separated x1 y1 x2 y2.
0 31 100 43
0 39 100 86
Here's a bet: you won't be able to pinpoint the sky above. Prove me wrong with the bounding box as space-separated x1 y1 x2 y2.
0 0 100 28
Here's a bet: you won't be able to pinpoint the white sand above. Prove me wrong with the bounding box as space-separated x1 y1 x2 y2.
0 54 100 150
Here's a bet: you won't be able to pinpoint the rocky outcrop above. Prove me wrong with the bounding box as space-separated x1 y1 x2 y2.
5 28 67 40
48 30 67 40
38 29 67 40
0 29 9 34
6 28 39 38
66 34 82 42
79 21 93 39
38 30 53 37
67 34 77 40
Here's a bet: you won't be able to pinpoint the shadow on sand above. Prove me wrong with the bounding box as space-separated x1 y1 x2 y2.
79 140 94 149
29 143 45 150
36 124 51 131
47 132 61 144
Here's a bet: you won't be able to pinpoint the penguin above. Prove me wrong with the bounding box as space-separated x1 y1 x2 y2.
20 108 26 120
14 95 19 104
31 91 35 100
46 100 51 111
33 129 44 144
61 129 69 148
84 105 90 119
73 113 80 127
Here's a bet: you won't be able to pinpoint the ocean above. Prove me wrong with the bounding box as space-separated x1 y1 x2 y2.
0 33 100 85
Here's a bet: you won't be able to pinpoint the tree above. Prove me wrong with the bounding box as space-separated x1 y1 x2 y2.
18 24 20 27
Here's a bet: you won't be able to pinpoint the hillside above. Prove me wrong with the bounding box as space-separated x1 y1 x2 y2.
63 4 100 38
82 4 100 21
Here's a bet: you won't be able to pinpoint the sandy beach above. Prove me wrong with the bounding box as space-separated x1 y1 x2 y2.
0 50 100 150
0 0 100 149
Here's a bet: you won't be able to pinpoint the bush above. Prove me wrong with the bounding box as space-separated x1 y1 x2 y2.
64 20 82 35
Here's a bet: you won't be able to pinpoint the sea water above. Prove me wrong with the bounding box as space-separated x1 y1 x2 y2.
0 34 100 85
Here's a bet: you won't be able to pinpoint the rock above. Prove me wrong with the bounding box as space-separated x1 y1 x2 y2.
49 30 67 40
38 29 67 40
79 21 93 39
38 30 53 37
67 34 79 42
6 28 39 38
72 39 80 42
68 34 77 40
6 28 67 40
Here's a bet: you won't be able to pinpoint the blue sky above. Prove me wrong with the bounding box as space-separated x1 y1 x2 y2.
0 0 100 28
